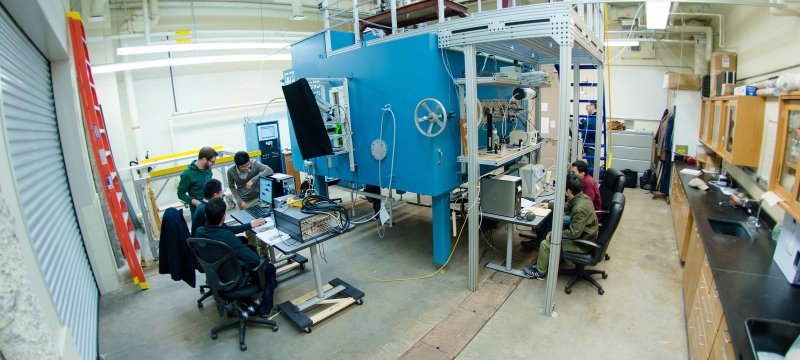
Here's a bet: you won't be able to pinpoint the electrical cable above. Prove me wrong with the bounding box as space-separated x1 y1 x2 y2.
338 196 477 282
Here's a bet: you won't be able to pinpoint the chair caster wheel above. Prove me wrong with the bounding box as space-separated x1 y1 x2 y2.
604 254 610 261
565 288 572 294
304 327 312 333
300 264 306 270
356 299 363 305
211 332 218 340
601 273 608 279
240 344 247 351
197 302 203 309
272 326 279 332
598 288 605 295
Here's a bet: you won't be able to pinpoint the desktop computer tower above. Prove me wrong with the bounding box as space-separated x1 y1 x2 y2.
480 175 522 217
270 173 297 197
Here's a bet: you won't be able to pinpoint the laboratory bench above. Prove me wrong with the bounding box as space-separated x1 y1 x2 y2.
672 162 800 360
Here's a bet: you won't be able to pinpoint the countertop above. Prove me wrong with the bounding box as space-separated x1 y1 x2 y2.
676 164 800 360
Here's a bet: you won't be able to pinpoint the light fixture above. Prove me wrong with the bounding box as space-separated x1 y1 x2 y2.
291 0 307 20
604 39 641 47
92 54 292 74
117 42 290 56
646 1 672 30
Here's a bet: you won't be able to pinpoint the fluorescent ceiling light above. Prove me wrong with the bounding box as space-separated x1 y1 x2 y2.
605 39 640 47
646 1 672 30
291 14 307 21
92 54 292 74
117 42 290 56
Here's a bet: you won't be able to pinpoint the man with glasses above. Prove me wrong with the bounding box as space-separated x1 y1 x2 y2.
177 146 218 216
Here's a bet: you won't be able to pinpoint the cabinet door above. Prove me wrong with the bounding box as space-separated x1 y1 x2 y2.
710 316 735 360
700 100 708 142
770 98 800 212
711 101 724 149
723 102 737 155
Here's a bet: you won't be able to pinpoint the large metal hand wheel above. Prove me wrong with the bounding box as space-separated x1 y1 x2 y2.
414 98 447 137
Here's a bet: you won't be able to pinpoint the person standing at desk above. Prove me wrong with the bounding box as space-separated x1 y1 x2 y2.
227 151 274 210
197 198 280 318
191 179 264 238
523 173 598 279
177 146 218 216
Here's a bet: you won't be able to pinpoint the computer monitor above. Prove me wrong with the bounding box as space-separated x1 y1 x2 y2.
259 175 273 207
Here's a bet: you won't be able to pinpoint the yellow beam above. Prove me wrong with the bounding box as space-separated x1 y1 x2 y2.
147 150 261 178
141 145 224 164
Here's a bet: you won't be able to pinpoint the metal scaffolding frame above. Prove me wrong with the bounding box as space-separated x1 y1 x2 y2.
437 1 606 317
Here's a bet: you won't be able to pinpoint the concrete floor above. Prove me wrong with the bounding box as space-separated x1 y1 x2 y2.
99 188 687 359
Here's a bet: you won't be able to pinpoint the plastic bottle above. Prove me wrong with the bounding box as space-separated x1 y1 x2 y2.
491 129 500 150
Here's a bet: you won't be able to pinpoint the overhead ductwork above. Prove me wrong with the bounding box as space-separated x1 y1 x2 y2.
770 0 800 16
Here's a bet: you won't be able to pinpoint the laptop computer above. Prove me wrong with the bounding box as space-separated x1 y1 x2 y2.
230 175 274 224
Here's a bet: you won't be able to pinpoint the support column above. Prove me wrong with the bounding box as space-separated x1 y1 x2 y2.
464 44 479 292
595 62 605 178
431 192 451 265
314 174 329 198
534 62 542 164
572 63 580 162
543 39 573 317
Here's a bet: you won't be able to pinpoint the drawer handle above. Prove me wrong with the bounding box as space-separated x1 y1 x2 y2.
698 331 706 346
723 329 732 343
712 288 720 299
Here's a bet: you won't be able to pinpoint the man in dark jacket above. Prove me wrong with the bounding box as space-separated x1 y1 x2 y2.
197 198 280 318
523 173 599 279
191 179 264 237
177 146 218 216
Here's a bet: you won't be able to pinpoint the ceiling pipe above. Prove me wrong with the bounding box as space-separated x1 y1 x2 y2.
608 25 711 62
670 12 724 48
769 0 800 16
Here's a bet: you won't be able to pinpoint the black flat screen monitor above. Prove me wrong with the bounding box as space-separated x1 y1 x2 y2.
281 78 333 160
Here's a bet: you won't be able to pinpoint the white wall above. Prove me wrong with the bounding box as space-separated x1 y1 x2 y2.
720 5 800 221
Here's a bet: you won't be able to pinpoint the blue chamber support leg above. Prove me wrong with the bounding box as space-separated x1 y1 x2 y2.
432 193 452 265
314 174 329 198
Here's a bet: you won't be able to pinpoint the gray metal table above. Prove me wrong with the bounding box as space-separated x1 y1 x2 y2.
480 210 549 278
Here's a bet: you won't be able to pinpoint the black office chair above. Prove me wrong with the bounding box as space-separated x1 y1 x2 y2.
187 237 278 351
559 192 625 295
597 168 625 260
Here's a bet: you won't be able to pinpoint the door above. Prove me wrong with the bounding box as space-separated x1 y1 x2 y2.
0 7 98 359
724 101 737 155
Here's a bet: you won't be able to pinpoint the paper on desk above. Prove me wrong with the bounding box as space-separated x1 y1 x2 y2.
531 207 551 217
256 228 290 246
680 168 702 176
761 191 782 207
521 198 536 208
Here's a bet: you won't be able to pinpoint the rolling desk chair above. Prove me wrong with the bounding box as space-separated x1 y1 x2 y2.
559 192 625 295
187 237 278 351
597 168 626 260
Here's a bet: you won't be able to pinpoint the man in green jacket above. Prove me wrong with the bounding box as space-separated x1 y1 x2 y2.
524 173 599 280
177 146 218 216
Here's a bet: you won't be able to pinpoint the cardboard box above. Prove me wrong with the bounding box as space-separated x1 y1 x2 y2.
722 83 736 96
712 52 737 73
664 72 701 90
734 85 757 96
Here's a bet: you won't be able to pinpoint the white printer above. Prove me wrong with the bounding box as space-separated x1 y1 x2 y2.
774 214 800 285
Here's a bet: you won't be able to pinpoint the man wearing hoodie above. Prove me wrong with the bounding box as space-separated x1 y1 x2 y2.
177 146 218 216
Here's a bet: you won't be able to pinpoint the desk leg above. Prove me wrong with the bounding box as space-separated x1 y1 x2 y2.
505 223 513 271
278 244 365 333
310 245 325 299
484 222 528 278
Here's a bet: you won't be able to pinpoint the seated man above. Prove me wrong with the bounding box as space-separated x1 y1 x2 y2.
570 160 601 213
197 198 280 318
523 173 599 280
520 161 601 251
191 179 265 238
227 151 274 210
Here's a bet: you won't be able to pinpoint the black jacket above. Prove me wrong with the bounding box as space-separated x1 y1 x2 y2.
158 208 196 287
196 224 260 269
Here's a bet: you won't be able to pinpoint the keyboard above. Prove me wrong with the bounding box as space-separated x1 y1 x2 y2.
245 206 270 219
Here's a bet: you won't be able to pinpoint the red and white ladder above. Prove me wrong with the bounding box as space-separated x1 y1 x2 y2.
67 12 148 290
